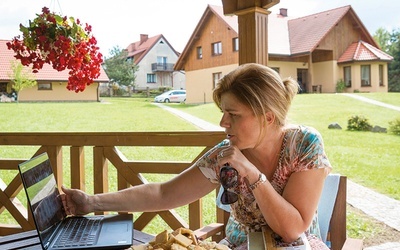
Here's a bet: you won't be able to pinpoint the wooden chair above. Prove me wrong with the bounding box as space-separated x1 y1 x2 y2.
194 175 363 250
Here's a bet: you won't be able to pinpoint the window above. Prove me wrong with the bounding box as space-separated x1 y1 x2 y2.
38 83 52 90
0 82 8 92
147 74 156 83
212 42 222 56
213 72 222 89
360 65 371 86
232 38 239 52
157 56 167 64
344 66 351 87
379 65 384 86
271 67 280 74
197 47 202 59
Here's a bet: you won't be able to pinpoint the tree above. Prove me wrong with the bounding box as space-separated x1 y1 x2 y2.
8 60 37 100
103 46 138 88
373 27 400 92
388 30 400 92
373 27 391 53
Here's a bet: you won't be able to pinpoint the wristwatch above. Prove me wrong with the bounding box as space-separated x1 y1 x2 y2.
250 173 267 190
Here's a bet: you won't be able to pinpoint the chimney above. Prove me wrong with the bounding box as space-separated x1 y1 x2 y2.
279 8 288 17
140 34 148 45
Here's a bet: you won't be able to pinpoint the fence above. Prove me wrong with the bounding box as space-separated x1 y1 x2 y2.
0 131 226 236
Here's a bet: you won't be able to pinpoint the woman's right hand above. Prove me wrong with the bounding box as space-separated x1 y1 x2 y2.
216 144 257 181
61 186 93 215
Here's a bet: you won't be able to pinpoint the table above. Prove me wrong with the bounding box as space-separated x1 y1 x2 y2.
0 229 154 249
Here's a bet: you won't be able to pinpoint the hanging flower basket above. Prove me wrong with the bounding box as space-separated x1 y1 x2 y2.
6 7 103 92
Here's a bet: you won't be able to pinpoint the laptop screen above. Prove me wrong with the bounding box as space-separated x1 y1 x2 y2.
19 153 66 247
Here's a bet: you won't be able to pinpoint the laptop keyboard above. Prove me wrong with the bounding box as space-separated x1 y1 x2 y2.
53 217 102 248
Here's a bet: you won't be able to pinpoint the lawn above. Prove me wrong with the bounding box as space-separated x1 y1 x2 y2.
1 92 399 243
357 92 400 106
0 98 195 132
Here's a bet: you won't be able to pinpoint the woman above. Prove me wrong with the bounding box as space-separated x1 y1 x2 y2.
61 63 331 249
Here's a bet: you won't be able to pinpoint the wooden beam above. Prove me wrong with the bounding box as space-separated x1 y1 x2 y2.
222 0 280 15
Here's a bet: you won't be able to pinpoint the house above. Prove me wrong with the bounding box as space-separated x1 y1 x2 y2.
126 34 185 91
174 5 393 104
0 40 110 102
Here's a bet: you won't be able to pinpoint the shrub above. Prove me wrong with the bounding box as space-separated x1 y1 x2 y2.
158 86 172 93
336 79 346 93
389 118 400 135
347 115 373 131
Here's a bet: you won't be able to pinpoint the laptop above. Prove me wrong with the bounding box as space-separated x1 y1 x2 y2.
18 152 134 250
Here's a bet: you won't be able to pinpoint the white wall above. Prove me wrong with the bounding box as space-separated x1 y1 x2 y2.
135 38 185 90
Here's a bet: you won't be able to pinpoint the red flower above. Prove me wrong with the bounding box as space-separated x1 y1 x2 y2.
6 7 103 92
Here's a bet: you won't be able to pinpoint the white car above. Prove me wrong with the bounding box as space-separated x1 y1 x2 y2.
154 90 186 103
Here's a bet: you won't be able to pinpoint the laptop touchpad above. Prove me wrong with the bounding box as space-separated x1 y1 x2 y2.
106 223 129 232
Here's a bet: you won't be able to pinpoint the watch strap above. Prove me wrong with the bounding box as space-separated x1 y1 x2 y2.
250 173 267 190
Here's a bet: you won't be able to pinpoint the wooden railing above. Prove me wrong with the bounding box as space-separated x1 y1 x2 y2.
0 131 226 236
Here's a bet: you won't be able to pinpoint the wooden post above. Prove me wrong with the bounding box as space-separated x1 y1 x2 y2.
93 146 108 215
70 146 85 191
237 7 270 65
46 146 63 189
308 54 313 93
221 0 280 66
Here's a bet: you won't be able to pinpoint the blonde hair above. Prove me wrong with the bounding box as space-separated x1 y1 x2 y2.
213 63 298 127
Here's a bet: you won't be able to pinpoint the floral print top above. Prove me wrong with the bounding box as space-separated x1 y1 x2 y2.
196 125 332 248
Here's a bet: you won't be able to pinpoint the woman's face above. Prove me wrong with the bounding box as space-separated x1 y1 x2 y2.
219 92 261 149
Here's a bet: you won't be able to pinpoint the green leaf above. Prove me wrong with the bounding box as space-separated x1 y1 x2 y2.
54 14 64 25
19 24 29 34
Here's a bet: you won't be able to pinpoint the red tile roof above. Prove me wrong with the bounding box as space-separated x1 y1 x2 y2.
175 4 388 70
125 34 179 64
0 39 109 82
338 40 393 63
288 6 350 55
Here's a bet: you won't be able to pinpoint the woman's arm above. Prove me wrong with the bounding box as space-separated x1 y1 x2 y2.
253 167 329 242
61 166 217 215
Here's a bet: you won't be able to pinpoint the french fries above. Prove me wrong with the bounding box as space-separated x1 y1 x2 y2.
131 227 230 250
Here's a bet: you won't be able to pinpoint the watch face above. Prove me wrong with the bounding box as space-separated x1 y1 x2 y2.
261 173 267 182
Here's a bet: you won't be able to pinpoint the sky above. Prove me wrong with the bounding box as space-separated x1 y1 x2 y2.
1 0 400 58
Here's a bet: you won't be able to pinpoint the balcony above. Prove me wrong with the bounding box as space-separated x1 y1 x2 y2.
0 131 227 236
151 63 175 72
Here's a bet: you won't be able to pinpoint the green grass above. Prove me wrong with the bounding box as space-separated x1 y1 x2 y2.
290 94 400 200
356 92 400 106
0 98 197 132
1 93 399 241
